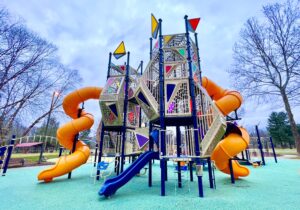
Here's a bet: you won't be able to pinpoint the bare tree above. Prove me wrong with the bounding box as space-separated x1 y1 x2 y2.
0 8 82 142
21 65 81 136
229 0 300 153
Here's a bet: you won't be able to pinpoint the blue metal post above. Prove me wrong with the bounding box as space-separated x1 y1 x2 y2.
107 52 112 79
139 60 143 128
269 137 277 163
189 161 194 181
212 161 216 189
96 123 105 180
207 157 214 188
150 38 153 60
116 132 121 174
58 147 63 157
245 149 250 161
255 125 265 165
148 122 153 187
198 175 204 197
94 143 98 167
158 18 166 196
241 151 245 160
2 135 15 176
176 126 182 188
229 158 235 184
121 52 130 173
184 15 203 197
140 60 143 75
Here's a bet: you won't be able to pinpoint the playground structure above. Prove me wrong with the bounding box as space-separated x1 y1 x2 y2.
98 15 251 197
33 14 259 199
96 53 149 177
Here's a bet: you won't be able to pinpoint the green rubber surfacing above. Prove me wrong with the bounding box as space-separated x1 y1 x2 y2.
0 158 299 210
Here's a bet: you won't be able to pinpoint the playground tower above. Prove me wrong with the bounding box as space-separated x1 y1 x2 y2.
133 16 226 196
98 50 148 177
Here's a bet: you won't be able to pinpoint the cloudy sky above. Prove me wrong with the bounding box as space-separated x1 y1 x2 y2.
2 0 299 132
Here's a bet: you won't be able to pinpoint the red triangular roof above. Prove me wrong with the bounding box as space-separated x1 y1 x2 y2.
189 18 201 31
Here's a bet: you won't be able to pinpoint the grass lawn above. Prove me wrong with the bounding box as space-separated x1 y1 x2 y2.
274 148 298 155
10 149 96 163
12 152 61 163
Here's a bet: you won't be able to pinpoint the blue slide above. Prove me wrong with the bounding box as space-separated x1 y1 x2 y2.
99 151 159 197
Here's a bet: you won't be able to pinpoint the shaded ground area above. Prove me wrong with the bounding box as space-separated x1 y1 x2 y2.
0 158 300 210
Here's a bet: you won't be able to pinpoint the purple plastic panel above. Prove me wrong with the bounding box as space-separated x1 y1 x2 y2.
136 134 149 149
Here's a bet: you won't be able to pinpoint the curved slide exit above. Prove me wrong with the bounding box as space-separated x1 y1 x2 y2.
38 87 102 182
202 77 250 179
211 127 250 178
99 151 159 197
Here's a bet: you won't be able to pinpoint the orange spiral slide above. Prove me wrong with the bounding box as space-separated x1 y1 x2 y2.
211 127 250 178
38 87 102 182
202 77 250 179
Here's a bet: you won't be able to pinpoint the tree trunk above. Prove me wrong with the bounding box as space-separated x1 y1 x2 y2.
281 89 300 155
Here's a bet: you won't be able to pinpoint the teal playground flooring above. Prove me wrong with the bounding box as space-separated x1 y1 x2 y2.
0 158 300 210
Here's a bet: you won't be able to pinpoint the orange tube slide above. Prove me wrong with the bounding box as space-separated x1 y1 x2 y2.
38 87 102 182
202 76 250 178
211 127 250 178
202 77 243 116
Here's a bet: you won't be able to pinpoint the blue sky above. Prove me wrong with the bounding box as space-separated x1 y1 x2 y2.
2 0 299 132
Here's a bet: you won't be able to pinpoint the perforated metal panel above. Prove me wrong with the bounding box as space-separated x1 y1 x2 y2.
99 101 123 126
165 80 191 117
126 102 140 128
196 86 226 156
134 53 160 121
100 77 124 101
134 87 159 121
163 33 187 48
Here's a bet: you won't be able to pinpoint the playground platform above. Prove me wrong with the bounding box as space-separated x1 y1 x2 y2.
0 158 299 210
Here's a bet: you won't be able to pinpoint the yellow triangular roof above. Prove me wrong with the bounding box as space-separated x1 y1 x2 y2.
151 14 159 39
113 41 126 55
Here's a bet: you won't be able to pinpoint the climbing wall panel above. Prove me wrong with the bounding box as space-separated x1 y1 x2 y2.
99 75 125 126
100 101 123 126
165 80 191 117
134 86 159 121
126 102 140 128
164 62 189 79
100 77 124 101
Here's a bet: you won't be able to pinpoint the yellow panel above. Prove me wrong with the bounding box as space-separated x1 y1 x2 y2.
151 14 158 38
164 35 173 44
113 41 126 55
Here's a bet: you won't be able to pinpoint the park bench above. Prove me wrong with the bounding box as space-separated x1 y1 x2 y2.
8 158 25 167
